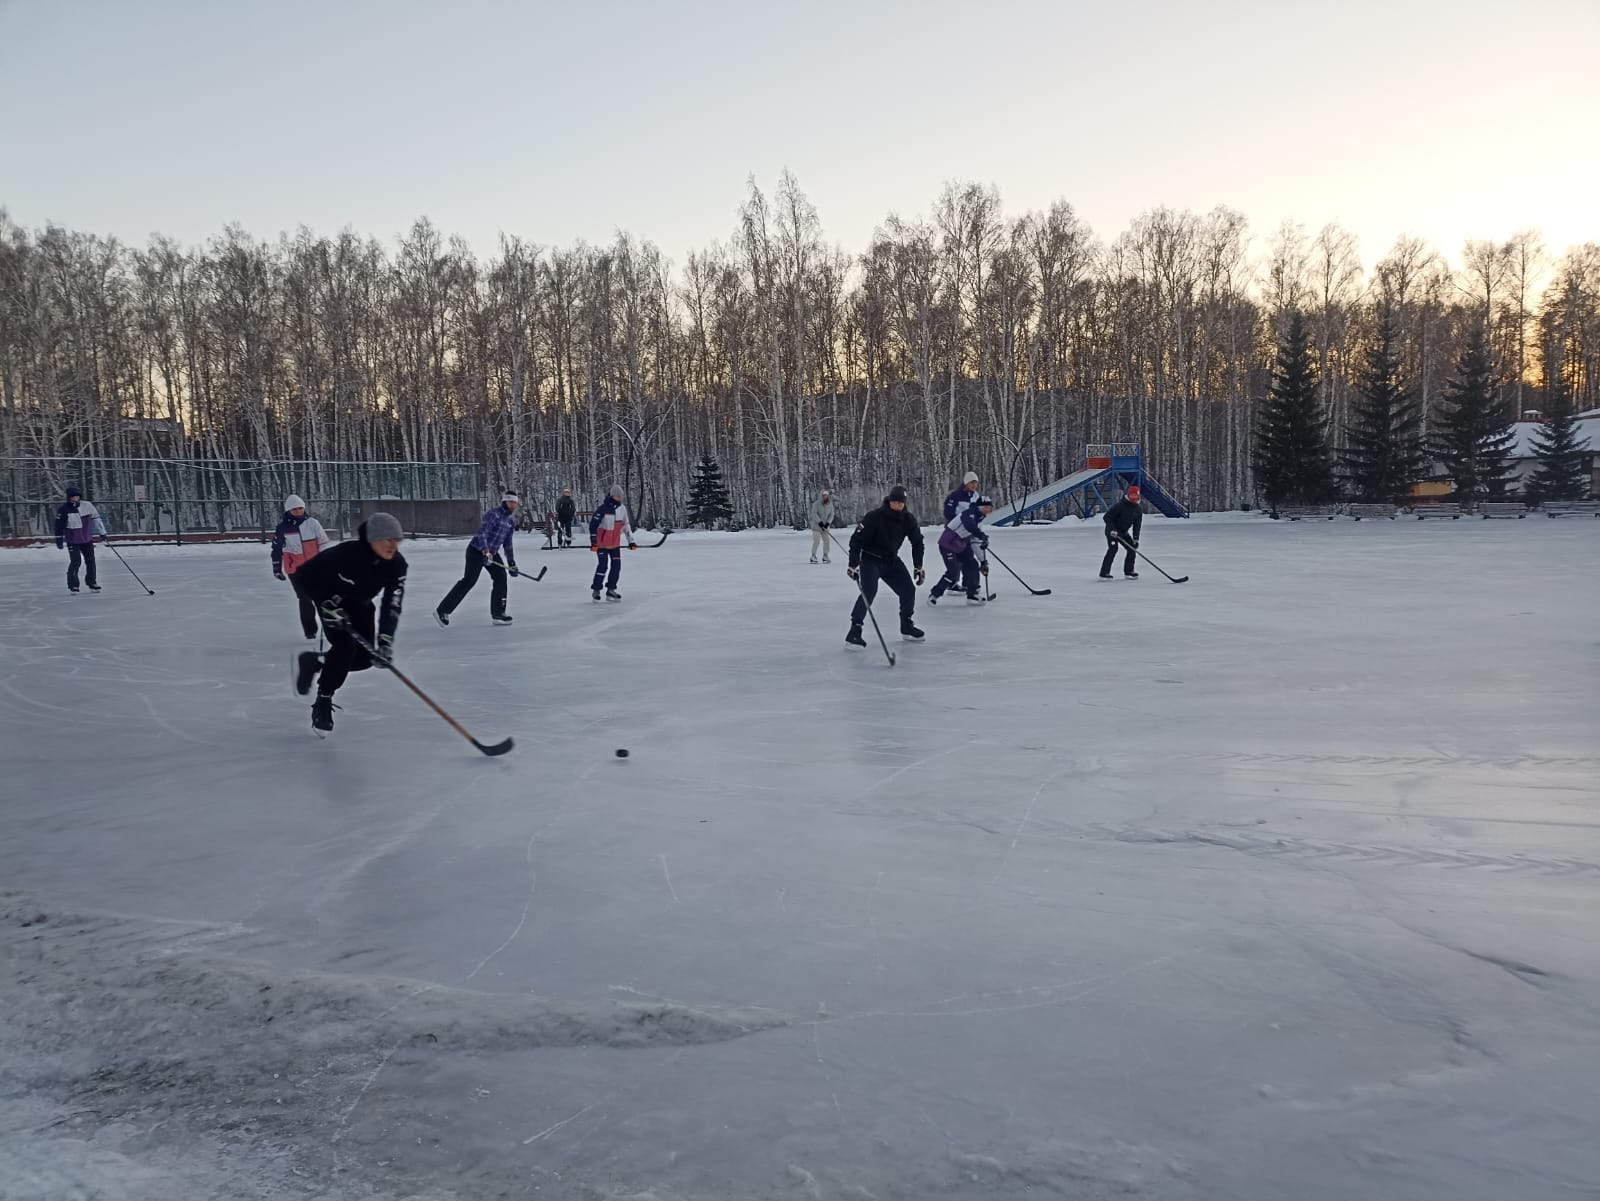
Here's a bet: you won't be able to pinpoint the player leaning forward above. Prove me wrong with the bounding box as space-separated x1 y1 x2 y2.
292 513 408 735
589 483 637 601
1100 484 1142 579
435 492 521 626
930 493 993 604
845 484 926 647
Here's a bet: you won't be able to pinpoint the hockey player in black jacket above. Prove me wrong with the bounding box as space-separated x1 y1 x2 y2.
1100 484 1143 579
846 485 927 646
291 512 408 734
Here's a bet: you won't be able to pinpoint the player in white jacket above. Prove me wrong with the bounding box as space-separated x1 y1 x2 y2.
807 490 836 563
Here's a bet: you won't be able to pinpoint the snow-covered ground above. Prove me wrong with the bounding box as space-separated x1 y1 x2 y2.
2 516 1597 1201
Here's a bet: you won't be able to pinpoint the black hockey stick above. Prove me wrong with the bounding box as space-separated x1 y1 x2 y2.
343 627 514 756
638 528 673 548
984 547 1051 596
828 530 895 666
104 541 155 594
492 557 547 582
1114 535 1188 583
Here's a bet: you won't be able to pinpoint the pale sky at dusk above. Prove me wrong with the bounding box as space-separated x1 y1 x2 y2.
3 0 1597 279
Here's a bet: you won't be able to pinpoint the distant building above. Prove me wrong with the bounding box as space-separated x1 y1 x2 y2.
1505 409 1600 498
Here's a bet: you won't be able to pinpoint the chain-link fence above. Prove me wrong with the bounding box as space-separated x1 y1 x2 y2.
1 458 483 544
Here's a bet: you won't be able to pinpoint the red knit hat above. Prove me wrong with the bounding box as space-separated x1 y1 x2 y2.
1126 485 1142 501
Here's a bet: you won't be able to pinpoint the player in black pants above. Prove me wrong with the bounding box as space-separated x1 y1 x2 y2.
291 513 408 735
846 485 927 645
1100 484 1143 578
555 488 577 547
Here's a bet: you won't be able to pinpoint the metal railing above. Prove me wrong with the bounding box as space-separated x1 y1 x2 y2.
1 458 482 544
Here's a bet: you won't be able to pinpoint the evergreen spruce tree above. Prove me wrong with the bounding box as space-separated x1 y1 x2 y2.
1433 328 1515 504
1526 377 1592 502
1341 309 1425 505
686 452 735 528
1254 312 1335 510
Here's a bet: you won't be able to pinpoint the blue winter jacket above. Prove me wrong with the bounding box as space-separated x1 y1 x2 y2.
469 505 518 560
943 485 978 522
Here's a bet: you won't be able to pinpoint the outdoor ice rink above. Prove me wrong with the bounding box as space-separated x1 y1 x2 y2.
3 515 1597 1201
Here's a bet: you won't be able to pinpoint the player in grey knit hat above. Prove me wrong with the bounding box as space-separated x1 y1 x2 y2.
287 513 409 735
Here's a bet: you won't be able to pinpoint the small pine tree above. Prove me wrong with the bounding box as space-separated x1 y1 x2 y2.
1526 378 1592 502
1341 309 1425 505
1255 312 1336 509
686 453 735 528
1434 328 1515 504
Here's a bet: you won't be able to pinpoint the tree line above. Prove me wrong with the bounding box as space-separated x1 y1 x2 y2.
2 176 1595 526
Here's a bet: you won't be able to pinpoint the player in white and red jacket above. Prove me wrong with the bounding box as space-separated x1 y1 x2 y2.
588 484 637 600
271 494 332 638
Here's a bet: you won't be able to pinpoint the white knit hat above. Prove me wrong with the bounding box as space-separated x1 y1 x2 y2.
963 471 979 485
284 494 305 511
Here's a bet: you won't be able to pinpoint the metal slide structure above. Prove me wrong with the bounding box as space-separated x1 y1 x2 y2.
984 444 1189 527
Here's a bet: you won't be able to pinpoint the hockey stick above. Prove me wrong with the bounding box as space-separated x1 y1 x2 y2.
984 547 1051 596
638 528 673 548
491 557 547 582
828 530 895 667
1114 535 1188 584
343 626 514 756
104 541 155 594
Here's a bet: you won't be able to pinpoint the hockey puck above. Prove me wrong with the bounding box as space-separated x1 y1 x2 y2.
615 748 629 758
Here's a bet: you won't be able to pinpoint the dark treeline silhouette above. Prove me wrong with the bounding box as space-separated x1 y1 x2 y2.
2 176 1595 523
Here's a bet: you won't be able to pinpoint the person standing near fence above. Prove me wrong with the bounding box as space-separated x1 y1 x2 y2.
555 487 577 548
434 492 521 627
589 484 636 601
55 485 106 593
807 489 836 563
271 494 331 638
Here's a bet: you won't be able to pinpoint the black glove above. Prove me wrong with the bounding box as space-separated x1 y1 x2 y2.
914 567 926 585
507 561 519 577
980 561 989 575
319 600 349 632
847 565 860 580
56 539 65 550
376 632 395 661
1129 537 1139 549
273 567 286 581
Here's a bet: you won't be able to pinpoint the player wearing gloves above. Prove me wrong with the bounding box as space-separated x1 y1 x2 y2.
291 513 408 735
929 494 993 605
434 492 521 626
1100 485 1143 579
270 494 331 638
807 489 836 563
588 484 637 601
55 484 107 593
845 485 927 646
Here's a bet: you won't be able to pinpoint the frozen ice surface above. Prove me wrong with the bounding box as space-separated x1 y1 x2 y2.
2 517 1597 1200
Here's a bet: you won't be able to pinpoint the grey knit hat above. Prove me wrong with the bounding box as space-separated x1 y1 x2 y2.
609 484 625 500
366 512 403 542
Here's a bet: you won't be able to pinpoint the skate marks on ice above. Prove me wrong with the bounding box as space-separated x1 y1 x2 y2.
0 894 787 1196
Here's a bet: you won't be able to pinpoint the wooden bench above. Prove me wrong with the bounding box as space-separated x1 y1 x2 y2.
1478 501 1527 519
1277 504 1340 520
1542 501 1600 517
1411 503 1461 519
1347 503 1398 520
